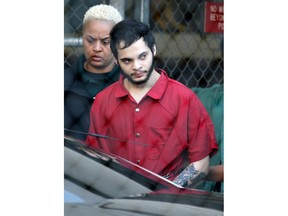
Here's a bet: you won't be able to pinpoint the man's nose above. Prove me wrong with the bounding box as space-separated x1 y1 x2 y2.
132 59 142 70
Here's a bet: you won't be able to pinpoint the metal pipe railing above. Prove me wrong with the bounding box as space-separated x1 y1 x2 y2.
64 36 83 47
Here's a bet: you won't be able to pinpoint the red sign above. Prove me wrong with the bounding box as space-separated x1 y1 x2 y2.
204 1 224 33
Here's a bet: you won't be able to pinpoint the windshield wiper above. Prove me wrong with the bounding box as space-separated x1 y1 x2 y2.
64 128 153 146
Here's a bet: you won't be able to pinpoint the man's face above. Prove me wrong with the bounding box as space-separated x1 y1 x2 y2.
82 20 115 72
117 38 155 85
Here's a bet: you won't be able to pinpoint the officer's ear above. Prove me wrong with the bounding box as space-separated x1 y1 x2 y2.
113 56 118 65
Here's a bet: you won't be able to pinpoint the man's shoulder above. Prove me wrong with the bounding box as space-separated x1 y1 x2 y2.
158 69 193 95
167 78 196 96
92 82 121 113
96 81 119 97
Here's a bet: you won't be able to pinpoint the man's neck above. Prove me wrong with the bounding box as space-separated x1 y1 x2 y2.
124 70 160 103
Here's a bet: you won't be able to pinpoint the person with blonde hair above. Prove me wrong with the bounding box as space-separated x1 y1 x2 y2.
65 4 123 141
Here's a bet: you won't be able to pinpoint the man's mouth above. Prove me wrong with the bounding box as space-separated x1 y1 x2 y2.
133 71 146 78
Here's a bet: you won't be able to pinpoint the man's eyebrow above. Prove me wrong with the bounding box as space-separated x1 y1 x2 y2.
119 57 132 61
120 51 149 61
139 51 148 56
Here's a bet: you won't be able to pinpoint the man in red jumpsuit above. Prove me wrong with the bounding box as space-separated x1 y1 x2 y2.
86 19 218 188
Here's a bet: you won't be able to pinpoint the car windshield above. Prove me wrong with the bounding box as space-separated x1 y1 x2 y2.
64 136 223 216
64 136 174 199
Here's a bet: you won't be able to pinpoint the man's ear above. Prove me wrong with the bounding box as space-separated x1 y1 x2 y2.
152 45 157 56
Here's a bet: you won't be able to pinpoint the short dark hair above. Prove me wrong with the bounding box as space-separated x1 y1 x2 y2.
110 18 156 59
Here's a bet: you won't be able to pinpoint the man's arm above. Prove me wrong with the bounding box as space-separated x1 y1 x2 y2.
172 156 209 187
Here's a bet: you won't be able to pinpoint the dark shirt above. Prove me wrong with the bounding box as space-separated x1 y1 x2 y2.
64 54 120 140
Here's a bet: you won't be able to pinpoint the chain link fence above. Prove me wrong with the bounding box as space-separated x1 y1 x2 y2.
64 0 223 88
64 1 224 210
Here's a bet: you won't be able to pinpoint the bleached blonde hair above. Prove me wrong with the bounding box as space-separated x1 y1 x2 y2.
83 4 123 25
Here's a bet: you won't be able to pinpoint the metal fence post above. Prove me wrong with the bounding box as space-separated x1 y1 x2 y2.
134 0 150 25
109 0 126 19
